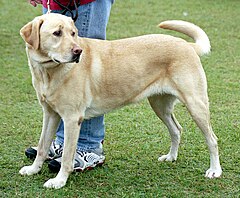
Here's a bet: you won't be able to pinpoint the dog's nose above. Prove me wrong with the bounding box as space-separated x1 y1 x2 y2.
72 45 82 55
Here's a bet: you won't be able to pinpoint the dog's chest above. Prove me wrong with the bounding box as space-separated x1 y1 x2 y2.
32 69 59 110
37 84 57 110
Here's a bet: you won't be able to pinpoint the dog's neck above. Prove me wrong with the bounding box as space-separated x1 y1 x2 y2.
26 47 76 97
26 47 60 69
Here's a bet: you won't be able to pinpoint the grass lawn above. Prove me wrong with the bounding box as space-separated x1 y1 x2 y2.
0 0 239 197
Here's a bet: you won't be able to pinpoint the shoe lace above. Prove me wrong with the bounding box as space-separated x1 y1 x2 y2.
76 150 100 163
76 151 88 158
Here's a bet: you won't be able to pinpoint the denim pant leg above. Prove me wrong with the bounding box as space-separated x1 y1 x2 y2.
42 0 113 151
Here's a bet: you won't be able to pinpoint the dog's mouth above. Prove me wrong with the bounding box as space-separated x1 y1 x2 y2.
53 58 61 64
72 54 80 63
52 54 80 64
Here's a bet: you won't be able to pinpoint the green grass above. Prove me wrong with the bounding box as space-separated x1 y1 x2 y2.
0 0 240 197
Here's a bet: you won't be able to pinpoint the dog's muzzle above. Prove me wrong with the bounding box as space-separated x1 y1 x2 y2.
72 45 82 63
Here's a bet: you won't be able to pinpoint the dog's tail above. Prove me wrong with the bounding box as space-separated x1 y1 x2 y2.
159 20 211 56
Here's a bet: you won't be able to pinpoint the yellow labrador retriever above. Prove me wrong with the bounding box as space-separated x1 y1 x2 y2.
19 13 222 189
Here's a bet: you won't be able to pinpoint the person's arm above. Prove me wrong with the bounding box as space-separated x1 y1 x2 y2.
29 0 42 7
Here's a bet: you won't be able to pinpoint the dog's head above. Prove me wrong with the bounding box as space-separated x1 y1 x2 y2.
20 13 82 65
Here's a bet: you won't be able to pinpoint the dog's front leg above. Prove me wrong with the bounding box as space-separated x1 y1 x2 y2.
44 115 82 189
19 103 60 175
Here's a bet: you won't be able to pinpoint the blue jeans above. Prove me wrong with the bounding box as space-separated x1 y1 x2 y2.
43 0 113 151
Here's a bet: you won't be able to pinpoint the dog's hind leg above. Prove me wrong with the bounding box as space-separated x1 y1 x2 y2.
182 94 222 178
148 94 182 162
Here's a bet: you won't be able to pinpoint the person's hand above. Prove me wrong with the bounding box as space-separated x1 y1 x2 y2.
29 0 42 7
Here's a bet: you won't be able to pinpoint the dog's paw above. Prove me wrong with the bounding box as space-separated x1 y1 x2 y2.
205 168 222 178
158 154 177 162
43 178 66 189
19 165 41 175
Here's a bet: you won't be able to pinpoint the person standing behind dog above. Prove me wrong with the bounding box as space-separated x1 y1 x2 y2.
26 0 113 172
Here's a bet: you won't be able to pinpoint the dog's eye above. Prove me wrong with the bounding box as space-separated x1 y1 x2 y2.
71 31 75 37
53 30 62 37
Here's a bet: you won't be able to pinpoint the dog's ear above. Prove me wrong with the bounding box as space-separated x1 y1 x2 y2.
20 17 44 50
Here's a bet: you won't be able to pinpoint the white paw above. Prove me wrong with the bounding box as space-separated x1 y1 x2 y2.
205 168 222 178
43 178 66 189
19 165 40 175
158 154 177 162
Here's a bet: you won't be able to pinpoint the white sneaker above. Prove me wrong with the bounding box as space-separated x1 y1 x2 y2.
48 150 105 172
25 141 63 160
